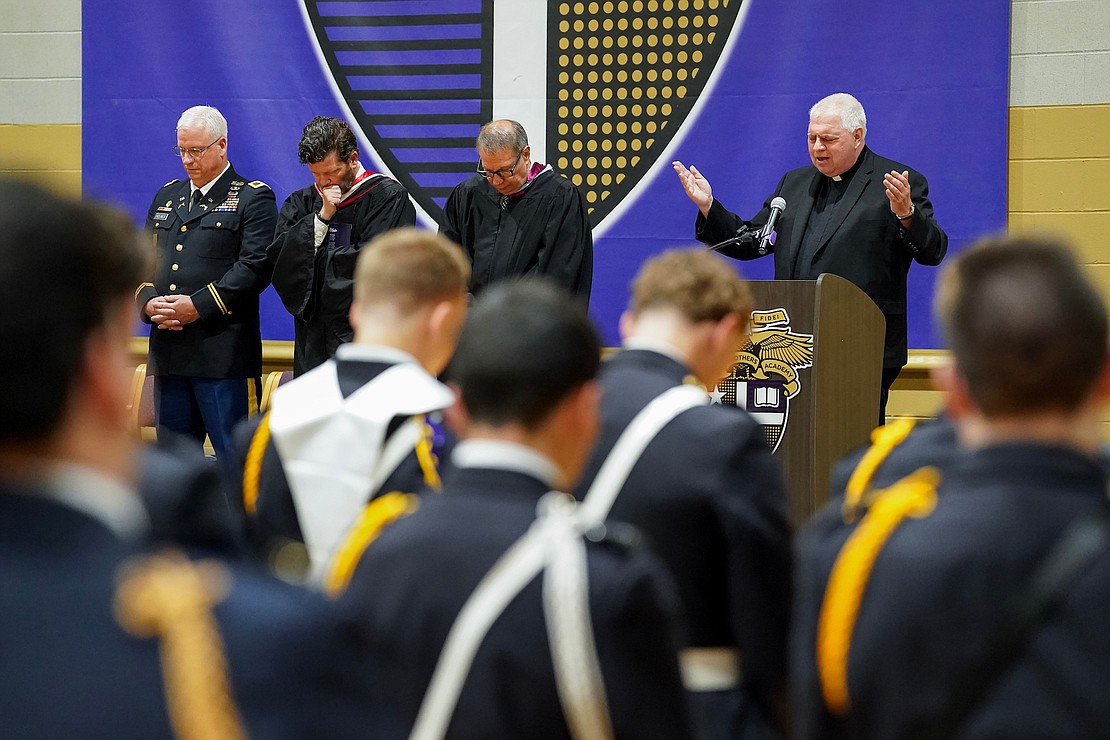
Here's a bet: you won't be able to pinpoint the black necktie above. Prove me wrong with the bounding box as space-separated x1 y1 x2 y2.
190 189 203 212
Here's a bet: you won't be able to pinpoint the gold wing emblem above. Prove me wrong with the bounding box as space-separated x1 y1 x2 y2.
750 328 815 369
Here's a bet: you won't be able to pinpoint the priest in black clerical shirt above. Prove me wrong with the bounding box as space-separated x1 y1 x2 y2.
673 92 948 422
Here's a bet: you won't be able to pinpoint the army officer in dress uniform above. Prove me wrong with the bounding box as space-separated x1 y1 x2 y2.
136 105 278 467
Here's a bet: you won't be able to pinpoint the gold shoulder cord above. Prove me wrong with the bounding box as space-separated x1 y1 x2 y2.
242 411 272 516
817 466 940 716
323 492 420 598
322 414 443 597
413 414 443 491
843 418 918 521
246 378 259 417
115 550 247 740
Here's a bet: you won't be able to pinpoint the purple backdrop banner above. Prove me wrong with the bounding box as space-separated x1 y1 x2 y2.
84 0 1010 347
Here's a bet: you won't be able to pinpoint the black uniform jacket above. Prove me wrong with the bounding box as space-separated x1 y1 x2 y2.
827 414 959 500
0 483 386 739
696 147 947 369
440 168 593 303
341 464 697 739
575 348 793 737
271 177 416 375
792 442 1110 739
138 165 278 378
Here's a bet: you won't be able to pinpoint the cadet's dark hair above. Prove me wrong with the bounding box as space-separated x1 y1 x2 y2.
445 280 600 429
0 176 147 442
298 116 358 164
935 234 1108 416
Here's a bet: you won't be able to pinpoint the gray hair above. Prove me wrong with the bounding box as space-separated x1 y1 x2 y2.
177 105 228 140
809 93 866 138
476 120 528 155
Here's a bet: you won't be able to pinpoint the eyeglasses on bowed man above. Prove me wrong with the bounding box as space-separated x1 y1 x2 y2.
172 139 221 159
476 149 523 180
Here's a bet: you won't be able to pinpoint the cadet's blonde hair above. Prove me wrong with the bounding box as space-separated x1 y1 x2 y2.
629 248 752 324
354 228 470 311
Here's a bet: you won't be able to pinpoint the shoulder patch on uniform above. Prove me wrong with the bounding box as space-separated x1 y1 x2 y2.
247 180 269 189
162 179 180 187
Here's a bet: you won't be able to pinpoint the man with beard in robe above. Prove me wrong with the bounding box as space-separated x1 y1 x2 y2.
271 116 416 375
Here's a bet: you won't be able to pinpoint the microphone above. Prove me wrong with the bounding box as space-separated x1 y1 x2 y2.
705 223 760 253
757 197 787 255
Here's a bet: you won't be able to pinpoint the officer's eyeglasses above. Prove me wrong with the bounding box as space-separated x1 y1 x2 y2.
172 139 221 159
477 150 523 180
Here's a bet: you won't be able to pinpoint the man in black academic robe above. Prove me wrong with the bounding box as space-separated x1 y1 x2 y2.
271 116 416 375
440 119 593 304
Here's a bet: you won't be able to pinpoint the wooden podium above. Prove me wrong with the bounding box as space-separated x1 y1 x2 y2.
719 273 884 525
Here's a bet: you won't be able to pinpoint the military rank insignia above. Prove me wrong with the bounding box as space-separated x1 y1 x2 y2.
214 182 241 212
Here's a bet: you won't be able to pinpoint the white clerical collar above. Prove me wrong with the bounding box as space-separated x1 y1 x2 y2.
334 342 420 367
191 162 231 197
451 439 560 489
39 462 148 541
831 174 842 182
622 336 690 368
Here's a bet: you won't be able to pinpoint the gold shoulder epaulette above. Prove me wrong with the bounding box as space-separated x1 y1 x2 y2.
162 179 180 188
247 180 269 189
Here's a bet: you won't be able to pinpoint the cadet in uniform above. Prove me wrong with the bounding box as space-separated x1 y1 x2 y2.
574 248 793 739
232 228 469 585
792 236 1110 738
827 413 958 501
136 105 278 467
0 177 382 739
271 116 417 375
340 281 696 738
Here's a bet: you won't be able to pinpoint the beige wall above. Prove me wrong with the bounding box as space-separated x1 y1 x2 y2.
1010 0 1110 107
0 0 81 194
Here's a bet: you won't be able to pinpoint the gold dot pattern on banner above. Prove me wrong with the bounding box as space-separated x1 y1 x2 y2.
553 0 736 217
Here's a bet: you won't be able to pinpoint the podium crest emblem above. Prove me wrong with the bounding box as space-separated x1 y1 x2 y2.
715 308 813 453
300 0 748 229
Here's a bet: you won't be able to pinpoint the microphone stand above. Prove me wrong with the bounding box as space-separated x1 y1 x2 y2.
705 224 762 254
